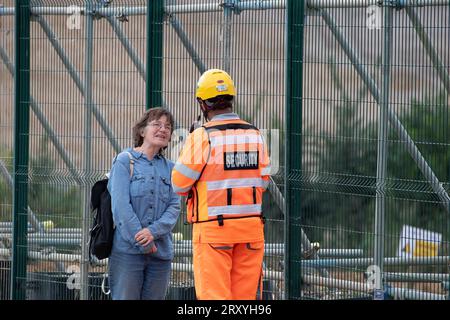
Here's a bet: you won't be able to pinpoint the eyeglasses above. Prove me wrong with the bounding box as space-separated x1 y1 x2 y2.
148 121 172 131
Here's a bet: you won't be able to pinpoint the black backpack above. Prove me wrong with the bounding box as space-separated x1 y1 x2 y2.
89 152 134 262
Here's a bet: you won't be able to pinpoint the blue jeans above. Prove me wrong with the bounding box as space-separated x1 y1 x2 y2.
108 251 171 300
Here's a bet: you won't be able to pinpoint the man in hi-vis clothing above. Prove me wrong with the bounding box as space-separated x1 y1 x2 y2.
171 69 271 300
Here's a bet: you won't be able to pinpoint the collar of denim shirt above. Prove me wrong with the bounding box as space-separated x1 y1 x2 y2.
128 147 163 161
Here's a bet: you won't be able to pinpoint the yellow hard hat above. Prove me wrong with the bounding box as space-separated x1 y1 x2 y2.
196 69 236 101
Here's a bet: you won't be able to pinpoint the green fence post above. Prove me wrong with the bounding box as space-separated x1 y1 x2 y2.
285 0 305 299
146 0 164 109
11 0 30 300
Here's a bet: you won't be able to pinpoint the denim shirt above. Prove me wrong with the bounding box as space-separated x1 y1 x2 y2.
107 148 181 260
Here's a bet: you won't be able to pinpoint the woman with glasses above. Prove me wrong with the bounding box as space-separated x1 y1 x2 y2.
107 107 180 300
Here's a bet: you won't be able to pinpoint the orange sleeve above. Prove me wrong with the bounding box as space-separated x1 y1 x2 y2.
171 127 210 195
260 133 271 189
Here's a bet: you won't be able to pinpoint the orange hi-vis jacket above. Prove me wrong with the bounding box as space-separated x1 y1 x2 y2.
172 113 271 243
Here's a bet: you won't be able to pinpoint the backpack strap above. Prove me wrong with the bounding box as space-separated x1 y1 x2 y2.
125 151 134 178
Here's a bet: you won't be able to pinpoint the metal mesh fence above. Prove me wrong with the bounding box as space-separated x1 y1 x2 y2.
0 0 449 300
0 0 15 301
295 3 450 300
2 0 149 300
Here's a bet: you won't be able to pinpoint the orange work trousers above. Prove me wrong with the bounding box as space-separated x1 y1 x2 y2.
193 241 264 300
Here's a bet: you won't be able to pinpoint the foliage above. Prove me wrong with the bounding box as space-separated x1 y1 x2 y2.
0 137 83 227
300 60 450 256
0 146 13 222
28 137 83 228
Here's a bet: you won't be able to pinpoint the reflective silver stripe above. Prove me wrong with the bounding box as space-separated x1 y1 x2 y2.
261 166 272 176
172 184 192 194
262 180 269 189
207 178 265 191
174 162 201 181
208 204 262 216
210 134 262 147
210 113 240 121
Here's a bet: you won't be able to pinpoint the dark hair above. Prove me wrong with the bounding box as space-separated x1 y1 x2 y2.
132 107 175 150
204 94 234 110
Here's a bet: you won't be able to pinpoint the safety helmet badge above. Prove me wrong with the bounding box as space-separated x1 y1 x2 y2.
216 84 228 92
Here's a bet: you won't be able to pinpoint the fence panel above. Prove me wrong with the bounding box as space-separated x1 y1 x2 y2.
1 0 449 300
0 0 15 301
296 3 449 300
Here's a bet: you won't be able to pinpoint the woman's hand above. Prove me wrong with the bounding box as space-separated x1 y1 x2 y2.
135 228 154 247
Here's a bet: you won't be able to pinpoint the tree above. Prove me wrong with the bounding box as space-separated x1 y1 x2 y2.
300 59 449 256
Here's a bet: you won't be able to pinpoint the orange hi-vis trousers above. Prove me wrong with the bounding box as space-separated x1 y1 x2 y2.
193 241 264 300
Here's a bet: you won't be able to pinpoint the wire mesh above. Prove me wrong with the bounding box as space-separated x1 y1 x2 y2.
298 4 449 300
0 0 15 301
1 0 449 300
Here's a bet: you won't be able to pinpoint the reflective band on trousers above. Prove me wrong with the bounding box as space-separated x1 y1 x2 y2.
208 204 262 216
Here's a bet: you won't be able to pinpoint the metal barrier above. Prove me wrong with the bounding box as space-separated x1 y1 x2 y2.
1 0 449 300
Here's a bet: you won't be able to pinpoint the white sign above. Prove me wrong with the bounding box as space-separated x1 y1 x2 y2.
66 6 81 30
398 225 441 257
366 5 382 30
